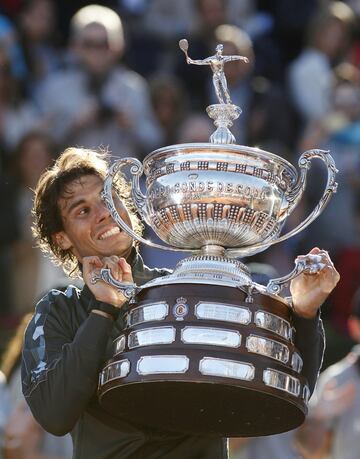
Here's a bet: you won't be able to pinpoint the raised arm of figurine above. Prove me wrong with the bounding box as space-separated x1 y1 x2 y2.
179 39 212 66
186 56 213 66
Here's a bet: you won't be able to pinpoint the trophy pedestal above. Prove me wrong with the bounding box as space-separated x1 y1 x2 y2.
206 104 242 144
143 251 253 291
98 283 309 437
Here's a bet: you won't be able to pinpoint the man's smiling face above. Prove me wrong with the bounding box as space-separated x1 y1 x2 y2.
54 174 133 262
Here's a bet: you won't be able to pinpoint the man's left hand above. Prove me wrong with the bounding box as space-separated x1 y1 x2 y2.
290 247 340 319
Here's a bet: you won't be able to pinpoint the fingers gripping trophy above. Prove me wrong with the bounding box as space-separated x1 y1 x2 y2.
95 40 339 437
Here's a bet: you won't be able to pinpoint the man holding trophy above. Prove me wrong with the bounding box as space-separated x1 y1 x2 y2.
20 40 340 459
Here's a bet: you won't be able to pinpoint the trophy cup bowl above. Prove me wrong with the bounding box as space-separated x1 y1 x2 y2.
142 143 305 253
96 40 338 437
99 143 337 289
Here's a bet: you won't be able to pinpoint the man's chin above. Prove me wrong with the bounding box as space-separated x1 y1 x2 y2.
101 241 133 259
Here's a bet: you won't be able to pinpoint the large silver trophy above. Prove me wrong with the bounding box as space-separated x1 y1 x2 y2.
96 40 338 437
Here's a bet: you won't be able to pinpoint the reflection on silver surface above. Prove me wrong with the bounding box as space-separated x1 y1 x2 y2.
127 302 169 327
182 327 241 348
128 327 175 349
100 359 130 385
263 368 300 397
246 335 289 364
114 335 125 355
254 311 292 341
291 352 303 373
199 357 255 380
303 385 310 403
137 355 189 375
195 302 251 324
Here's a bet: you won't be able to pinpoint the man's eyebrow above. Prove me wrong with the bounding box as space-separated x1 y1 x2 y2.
65 198 87 214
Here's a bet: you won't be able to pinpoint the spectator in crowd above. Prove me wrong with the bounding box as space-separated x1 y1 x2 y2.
142 0 256 76
0 49 46 317
134 0 193 75
0 14 26 81
0 45 41 160
176 0 229 108
1 313 72 459
212 24 298 156
0 166 18 318
149 74 189 146
288 62 360 366
294 289 360 459
177 112 213 143
0 370 10 459
252 0 318 81
36 4 163 158
331 185 360 307
144 0 193 44
16 0 62 100
8 132 76 316
298 62 360 252
288 1 355 126
229 431 299 459
144 0 255 47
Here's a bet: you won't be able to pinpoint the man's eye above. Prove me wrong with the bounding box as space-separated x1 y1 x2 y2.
79 207 89 215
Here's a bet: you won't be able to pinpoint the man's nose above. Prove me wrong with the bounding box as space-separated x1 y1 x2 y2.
95 201 111 222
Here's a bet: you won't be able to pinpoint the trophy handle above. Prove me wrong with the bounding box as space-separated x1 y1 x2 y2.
227 149 338 257
285 149 338 215
102 158 196 253
106 158 148 221
91 268 141 300
266 253 327 296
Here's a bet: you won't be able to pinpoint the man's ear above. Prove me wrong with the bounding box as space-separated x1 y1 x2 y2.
53 231 72 251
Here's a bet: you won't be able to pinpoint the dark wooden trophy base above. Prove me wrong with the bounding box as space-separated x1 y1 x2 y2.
98 284 308 437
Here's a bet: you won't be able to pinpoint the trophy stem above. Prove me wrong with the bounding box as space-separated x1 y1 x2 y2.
140 253 253 292
201 245 226 257
206 104 241 145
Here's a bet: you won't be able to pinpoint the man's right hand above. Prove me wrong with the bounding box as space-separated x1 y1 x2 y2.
83 255 133 308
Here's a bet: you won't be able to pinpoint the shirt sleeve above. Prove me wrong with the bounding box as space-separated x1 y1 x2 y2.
21 291 113 436
293 312 325 395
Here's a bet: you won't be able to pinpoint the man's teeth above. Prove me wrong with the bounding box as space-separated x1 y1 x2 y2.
99 227 120 240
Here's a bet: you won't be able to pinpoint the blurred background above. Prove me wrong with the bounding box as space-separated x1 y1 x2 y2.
0 1 360 458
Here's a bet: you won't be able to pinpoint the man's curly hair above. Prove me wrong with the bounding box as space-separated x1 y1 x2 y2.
32 147 143 277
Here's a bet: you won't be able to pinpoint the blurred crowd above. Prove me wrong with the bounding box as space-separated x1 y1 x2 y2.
0 0 360 458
